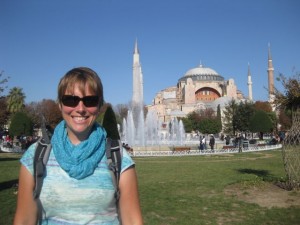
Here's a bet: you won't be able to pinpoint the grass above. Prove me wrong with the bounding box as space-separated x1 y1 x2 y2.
135 151 300 225
0 153 20 225
1 150 300 225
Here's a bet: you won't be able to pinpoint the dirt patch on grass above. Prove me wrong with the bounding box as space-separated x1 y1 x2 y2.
224 182 300 208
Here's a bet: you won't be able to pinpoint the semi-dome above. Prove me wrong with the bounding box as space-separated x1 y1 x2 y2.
210 96 233 109
184 64 219 77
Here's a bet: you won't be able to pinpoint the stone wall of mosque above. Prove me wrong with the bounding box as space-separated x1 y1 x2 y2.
147 73 240 125
225 78 237 98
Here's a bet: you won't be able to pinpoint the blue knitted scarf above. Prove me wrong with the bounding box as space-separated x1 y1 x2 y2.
51 120 106 180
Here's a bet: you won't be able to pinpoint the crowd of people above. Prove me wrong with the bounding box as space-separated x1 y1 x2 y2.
199 134 215 151
0 134 36 150
198 131 284 152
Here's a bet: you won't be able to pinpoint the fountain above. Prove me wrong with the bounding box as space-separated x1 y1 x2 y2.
122 40 186 148
121 108 186 147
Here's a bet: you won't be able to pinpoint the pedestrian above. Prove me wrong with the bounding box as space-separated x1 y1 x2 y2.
209 134 215 151
201 136 206 150
225 135 230 145
199 136 204 151
238 134 243 153
14 67 143 225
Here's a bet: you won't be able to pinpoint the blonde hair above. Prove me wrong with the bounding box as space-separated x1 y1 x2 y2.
57 67 104 107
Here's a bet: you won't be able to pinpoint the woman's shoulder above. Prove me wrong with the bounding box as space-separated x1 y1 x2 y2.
20 141 40 174
120 146 135 173
22 141 39 159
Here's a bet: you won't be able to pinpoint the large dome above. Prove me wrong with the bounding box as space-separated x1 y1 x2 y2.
184 64 219 77
178 64 224 82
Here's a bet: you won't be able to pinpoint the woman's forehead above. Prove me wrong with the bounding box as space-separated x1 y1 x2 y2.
65 83 95 95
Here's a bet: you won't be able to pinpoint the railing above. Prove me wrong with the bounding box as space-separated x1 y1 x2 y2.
129 144 283 157
1 142 283 157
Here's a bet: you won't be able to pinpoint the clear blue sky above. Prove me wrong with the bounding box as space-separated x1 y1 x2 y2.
1 0 299 106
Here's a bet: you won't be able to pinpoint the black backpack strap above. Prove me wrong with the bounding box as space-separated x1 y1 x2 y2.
33 138 51 199
34 116 52 198
106 137 122 224
33 136 52 224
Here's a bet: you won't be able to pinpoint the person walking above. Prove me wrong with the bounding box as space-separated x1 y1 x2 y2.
225 135 230 145
209 134 215 151
14 67 143 225
201 136 206 150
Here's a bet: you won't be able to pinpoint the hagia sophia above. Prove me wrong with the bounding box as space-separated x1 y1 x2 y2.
147 63 244 122
132 41 275 124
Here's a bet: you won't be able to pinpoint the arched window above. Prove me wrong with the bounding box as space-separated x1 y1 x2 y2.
195 87 221 101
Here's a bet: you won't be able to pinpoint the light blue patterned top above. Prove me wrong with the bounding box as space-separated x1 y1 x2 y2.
21 142 135 225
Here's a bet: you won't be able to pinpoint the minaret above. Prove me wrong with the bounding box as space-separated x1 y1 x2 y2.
247 63 253 101
132 39 144 107
131 39 145 146
267 43 275 102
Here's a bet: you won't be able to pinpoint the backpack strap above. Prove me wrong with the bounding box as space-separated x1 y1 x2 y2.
106 137 122 224
33 117 52 225
33 137 51 199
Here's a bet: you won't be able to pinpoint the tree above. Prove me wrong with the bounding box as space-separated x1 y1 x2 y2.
273 72 300 110
184 111 201 132
217 104 221 121
113 104 129 127
0 97 9 130
181 117 193 133
25 99 62 130
38 99 62 129
25 102 40 126
102 105 120 139
235 101 255 134
249 110 273 139
96 102 110 125
6 87 26 114
278 108 292 130
198 118 222 135
272 73 298 132
273 72 300 189
254 101 272 112
253 101 277 134
182 108 221 134
267 111 278 133
0 70 9 97
195 108 215 118
217 105 222 133
222 99 238 135
9 111 33 137
222 100 255 136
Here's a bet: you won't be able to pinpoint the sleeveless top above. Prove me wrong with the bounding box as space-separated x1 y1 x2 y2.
21 142 135 225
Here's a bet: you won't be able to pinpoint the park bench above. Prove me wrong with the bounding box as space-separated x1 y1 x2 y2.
257 143 266 147
222 145 235 149
172 146 191 153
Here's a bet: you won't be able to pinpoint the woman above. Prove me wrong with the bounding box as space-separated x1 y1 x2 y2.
14 67 143 225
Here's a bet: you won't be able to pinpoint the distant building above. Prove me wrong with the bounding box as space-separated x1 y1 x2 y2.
130 42 275 127
247 63 253 101
132 39 143 108
267 43 275 105
147 63 245 123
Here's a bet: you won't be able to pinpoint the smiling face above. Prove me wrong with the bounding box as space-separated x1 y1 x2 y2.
60 83 100 144
57 67 104 145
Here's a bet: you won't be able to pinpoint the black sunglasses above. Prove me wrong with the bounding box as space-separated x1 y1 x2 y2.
61 95 99 107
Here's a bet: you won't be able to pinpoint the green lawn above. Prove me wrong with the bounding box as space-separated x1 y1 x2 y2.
0 153 20 225
1 150 300 225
